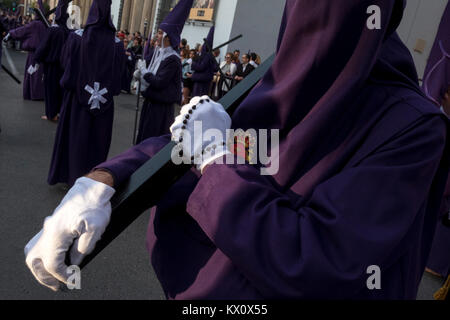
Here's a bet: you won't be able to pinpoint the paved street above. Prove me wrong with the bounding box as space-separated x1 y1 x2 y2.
0 49 446 300
0 48 164 300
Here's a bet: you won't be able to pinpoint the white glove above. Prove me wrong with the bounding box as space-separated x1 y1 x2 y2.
24 177 115 291
137 59 148 75
136 59 146 71
134 59 150 92
170 95 232 173
3 33 10 42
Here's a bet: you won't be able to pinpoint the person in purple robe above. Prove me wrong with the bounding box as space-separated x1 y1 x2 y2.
47 0 125 186
5 10 45 101
190 26 217 97
121 37 136 94
25 0 450 300
422 2 450 293
134 0 192 143
34 0 71 121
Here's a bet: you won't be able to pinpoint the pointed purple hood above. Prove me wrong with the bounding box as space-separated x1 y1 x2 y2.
85 0 115 32
202 25 214 54
159 0 193 50
55 0 70 27
231 0 419 195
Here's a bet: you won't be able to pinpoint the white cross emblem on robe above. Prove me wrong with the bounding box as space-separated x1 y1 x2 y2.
84 82 108 110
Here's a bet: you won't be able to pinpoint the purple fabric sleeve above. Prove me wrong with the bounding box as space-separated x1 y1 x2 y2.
186 115 446 298
9 21 44 51
9 23 30 40
94 135 171 187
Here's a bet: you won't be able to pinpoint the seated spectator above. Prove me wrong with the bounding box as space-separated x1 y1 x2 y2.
215 52 237 99
131 37 143 58
213 48 221 64
234 54 255 84
249 52 259 68
127 34 134 49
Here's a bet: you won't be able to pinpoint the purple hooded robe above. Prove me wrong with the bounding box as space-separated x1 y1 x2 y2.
135 0 192 143
95 0 449 299
47 0 125 186
121 47 136 94
34 0 71 119
191 26 217 97
9 19 46 100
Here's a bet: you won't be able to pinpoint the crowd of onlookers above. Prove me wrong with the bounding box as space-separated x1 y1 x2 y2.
180 45 261 104
117 30 146 58
1 11 35 49
1 10 261 104
1 11 34 30
116 29 262 103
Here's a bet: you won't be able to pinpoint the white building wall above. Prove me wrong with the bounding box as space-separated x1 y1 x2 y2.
180 0 238 61
397 0 449 79
228 0 284 61
181 24 214 51
179 0 283 62
155 0 449 75
111 0 121 28
212 0 238 58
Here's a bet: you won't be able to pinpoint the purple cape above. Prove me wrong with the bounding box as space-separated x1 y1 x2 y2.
96 0 449 299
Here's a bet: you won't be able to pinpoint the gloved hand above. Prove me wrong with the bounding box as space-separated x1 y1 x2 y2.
3 33 10 43
24 177 115 291
170 95 232 173
134 59 149 92
137 59 148 75
133 68 141 80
